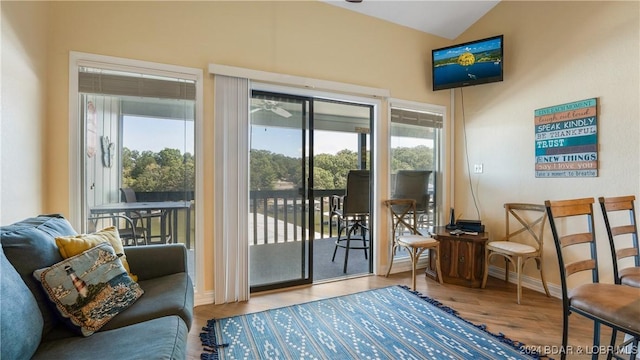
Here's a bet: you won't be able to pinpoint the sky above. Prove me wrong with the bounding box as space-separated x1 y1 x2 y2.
124 116 194 153
123 117 430 157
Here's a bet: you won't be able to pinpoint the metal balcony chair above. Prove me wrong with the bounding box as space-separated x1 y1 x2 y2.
481 203 550 304
546 197 640 360
391 170 432 227
384 198 443 290
330 170 370 273
120 187 171 244
88 214 147 246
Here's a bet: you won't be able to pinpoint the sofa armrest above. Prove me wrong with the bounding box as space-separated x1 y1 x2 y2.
124 244 188 281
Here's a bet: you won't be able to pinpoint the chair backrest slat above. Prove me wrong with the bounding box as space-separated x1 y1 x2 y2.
612 224 636 236
547 198 594 218
560 232 594 247
565 259 597 276
618 247 639 259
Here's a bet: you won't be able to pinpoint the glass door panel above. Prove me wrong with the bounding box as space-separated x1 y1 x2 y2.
249 91 311 291
311 99 373 280
248 91 375 291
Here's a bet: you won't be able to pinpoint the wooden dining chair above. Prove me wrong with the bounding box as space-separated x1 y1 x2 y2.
384 199 443 290
481 203 550 304
599 195 640 359
545 197 640 360
599 195 640 287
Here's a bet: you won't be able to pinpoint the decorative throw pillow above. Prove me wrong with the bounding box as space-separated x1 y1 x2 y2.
33 242 144 336
55 226 138 282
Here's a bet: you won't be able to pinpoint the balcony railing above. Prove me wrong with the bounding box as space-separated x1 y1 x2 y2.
249 189 345 245
129 189 435 248
249 189 436 246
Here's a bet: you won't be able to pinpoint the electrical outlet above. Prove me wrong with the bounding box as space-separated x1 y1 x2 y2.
474 164 483 174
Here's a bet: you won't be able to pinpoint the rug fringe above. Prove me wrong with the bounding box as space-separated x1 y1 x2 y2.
398 285 552 360
200 319 229 360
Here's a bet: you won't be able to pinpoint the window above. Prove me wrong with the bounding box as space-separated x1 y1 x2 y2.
70 53 203 296
389 104 444 261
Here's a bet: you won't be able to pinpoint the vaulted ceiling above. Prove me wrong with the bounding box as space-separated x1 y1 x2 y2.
321 0 500 40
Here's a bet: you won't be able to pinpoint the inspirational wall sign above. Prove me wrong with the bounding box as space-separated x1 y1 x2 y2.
534 98 598 178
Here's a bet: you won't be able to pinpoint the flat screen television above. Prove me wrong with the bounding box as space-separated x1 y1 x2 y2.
432 35 503 91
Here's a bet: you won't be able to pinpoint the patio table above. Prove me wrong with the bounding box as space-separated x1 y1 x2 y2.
90 201 192 248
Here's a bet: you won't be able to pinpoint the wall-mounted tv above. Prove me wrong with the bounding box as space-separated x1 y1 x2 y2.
432 35 503 91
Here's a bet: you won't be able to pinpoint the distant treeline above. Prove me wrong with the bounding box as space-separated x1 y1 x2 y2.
122 145 433 192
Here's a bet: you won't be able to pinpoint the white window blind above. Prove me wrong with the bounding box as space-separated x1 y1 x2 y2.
78 68 196 100
213 75 250 303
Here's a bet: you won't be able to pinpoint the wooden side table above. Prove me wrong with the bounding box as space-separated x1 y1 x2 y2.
425 226 489 288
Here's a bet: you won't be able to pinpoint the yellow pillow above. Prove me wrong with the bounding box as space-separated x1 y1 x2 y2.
55 226 138 282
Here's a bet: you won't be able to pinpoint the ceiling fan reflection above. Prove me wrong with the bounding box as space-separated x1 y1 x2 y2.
251 100 292 118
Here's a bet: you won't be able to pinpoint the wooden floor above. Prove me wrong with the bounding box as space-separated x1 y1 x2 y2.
187 272 627 360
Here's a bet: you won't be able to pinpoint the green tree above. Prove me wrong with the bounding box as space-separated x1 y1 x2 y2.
313 167 334 189
241 145 431 192
391 146 433 172
250 150 278 190
122 147 195 192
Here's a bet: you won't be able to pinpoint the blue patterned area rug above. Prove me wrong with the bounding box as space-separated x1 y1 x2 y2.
201 285 544 360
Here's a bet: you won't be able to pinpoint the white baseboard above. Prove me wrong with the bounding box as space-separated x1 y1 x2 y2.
487 265 562 299
194 290 215 306
387 261 562 300
382 257 431 276
195 264 562 306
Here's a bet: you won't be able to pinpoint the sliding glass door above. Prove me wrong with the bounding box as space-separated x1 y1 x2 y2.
249 90 374 292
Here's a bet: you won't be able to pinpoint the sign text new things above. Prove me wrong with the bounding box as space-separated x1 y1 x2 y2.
534 98 598 178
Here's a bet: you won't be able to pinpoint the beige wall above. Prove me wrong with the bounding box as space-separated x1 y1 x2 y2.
454 1 639 285
1 1 50 223
2 1 638 294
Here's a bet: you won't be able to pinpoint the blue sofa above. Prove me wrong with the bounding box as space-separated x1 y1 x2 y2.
1 214 194 359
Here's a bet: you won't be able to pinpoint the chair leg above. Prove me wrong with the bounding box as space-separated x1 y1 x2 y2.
517 256 523 305
332 222 344 262
505 258 510 283
386 244 398 277
608 329 617 360
537 257 551 297
410 247 417 290
561 306 569 360
359 223 368 260
593 321 601 360
408 247 426 290
343 227 353 273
